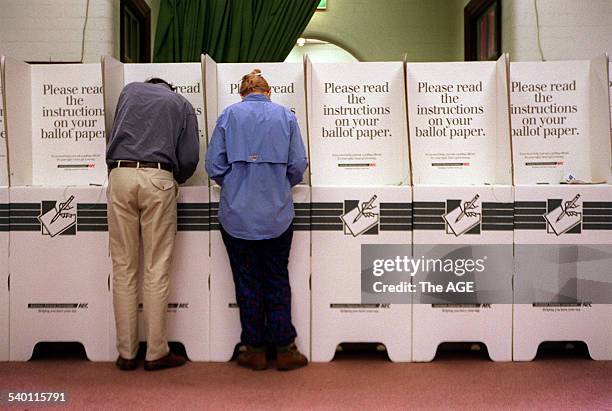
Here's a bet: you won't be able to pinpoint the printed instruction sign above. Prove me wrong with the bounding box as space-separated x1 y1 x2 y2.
30 64 107 185
407 57 510 185
511 57 610 184
308 61 410 186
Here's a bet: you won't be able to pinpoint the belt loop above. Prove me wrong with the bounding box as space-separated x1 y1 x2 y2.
136 161 140 169
118 160 122 168
158 163 161 170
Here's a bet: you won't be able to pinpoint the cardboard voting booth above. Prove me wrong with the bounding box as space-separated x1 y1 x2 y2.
407 57 513 362
514 185 612 360
406 56 511 185
307 61 410 186
206 58 311 360
3 58 111 360
3 58 107 186
608 58 612 183
412 186 513 362
0 58 9 360
0 56 9 186
310 186 412 362
9 187 111 361
511 56 612 361
107 187 210 361
204 56 310 184
209 186 310 361
102 57 210 360
0 188 8 361
307 60 411 362
510 56 611 185
102 55 208 186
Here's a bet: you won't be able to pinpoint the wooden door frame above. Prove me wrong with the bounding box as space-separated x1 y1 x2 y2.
120 0 151 63
464 0 502 61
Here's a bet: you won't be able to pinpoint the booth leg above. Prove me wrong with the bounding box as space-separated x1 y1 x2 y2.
483 340 512 362
384 340 412 362
311 341 338 363
513 342 538 362
412 342 438 363
181 342 208 362
9 341 35 362
82 343 111 362
584 340 612 361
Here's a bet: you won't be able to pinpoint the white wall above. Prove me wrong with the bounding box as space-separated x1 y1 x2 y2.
285 42 358 63
503 0 612 60
0 0 114 63
302 0 467 62
0 0 159 63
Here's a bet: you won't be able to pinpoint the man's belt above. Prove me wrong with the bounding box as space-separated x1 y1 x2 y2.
109 161 173 172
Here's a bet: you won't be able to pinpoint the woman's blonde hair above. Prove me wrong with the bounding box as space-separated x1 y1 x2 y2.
239 68 270 96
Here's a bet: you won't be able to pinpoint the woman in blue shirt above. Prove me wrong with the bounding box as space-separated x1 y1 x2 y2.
206 69 309 371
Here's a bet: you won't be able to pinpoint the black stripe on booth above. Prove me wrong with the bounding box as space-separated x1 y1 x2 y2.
77 203 107 210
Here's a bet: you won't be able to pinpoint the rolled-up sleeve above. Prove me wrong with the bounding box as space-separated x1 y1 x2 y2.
174 103 200 184
286 114 308 186
205 112 230 186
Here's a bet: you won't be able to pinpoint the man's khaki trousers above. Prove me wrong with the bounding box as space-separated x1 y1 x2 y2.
107 167 178 361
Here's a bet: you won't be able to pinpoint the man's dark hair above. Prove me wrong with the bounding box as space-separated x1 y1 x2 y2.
145 77 176 92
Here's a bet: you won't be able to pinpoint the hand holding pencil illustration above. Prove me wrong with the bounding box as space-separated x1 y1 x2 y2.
50 195 75 224
556 194 581 223
353 195 378 223
454 194 480 223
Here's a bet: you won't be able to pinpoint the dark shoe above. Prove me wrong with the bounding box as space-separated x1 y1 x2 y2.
276 344 308 371
144 352 186 371
115 356 138 371
237 346 268 371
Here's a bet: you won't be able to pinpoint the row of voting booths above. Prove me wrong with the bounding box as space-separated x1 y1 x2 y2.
0 53 610 362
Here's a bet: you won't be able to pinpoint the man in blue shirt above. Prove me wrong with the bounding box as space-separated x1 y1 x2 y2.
107 78 199 371
206 69 308 371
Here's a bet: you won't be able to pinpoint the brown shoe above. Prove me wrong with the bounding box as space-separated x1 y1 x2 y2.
237 346 267 371
115 356 138 371
276 344 308 371
144 352 186 371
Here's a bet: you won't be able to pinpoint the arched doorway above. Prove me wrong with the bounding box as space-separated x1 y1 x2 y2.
285 38 358 63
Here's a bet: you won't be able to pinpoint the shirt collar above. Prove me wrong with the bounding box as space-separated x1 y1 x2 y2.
243 93 270 102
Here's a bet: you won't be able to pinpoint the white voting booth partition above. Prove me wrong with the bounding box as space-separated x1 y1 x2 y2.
411 186 513 361
103 187 210 361
204 57 310 360
0 57 9 360
0 57 9 185
5 60 107 187
102 56 210 360
609 58 612 183
407 56 513 362
3 57 110 361
0 188 8 361
308 60 412 362
514 186 612 360
310 186 412 362
407 56 511 186
511 57 610 185
204 56 310 184
102 56 207 186
511 56 612 360
8 187 110 361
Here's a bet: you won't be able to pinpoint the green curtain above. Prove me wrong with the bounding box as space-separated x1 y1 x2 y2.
153 0 320 63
